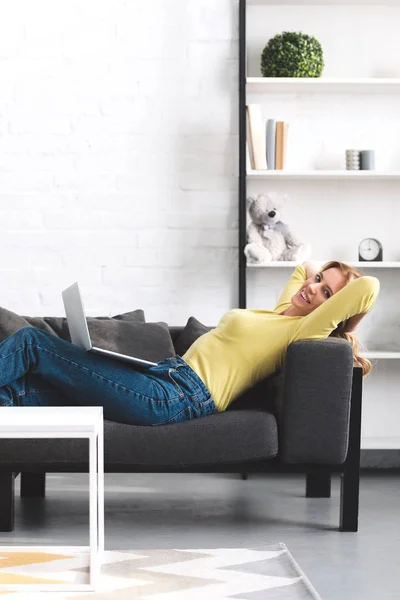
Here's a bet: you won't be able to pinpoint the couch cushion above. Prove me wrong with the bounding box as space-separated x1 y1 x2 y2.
0 410 278 468
41 310 146 341
108 310 145 322
86 320 175 362
174 316 212 356
0 306 145 342
105 411 278 467
0 306 174 362
0 307 32 340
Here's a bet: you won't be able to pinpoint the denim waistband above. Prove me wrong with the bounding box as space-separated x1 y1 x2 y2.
157 355 216 417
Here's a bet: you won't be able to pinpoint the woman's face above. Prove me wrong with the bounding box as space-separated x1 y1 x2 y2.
290 267 348 316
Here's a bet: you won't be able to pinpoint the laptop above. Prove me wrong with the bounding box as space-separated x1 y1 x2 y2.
62 282 158 368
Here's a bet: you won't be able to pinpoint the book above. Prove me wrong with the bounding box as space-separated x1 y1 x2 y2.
246 109 256 170
275 121 289 170
246 104 267 170
275 122 284 169
266 119 276 171
246 142 252 171
282 122 289 169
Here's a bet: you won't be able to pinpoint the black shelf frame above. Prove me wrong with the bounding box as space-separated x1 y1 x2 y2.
236 0 362 532
239 0 247 308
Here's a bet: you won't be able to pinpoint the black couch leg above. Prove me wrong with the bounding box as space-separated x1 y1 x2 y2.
340 367 362 532
21 472 46 498
241 473 248 480
0 472 15 531
340 469 359 532
306 473 331 498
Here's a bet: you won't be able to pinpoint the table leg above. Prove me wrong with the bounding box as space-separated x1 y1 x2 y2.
97 427 105 558
89 433 98 589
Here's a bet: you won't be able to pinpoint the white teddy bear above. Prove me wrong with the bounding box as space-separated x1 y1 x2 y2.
244 192 311 265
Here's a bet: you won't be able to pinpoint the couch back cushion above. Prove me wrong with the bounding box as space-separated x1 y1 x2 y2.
0 306 175 363
86 320 175 362
173 316 213 356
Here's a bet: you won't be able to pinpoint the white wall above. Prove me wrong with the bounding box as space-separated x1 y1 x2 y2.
0 0 238 324
0 0 398 448
247 2 400 449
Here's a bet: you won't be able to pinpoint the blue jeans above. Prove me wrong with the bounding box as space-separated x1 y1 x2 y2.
0 327 217 426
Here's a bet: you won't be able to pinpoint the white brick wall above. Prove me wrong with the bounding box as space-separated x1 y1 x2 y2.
0 0 238 323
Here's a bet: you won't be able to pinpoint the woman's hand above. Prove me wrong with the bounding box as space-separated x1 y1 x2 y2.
302 261 322 280
342 312 368 333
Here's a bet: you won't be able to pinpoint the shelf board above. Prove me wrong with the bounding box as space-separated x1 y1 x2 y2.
247 77 400 94
247 0 400 6
247 170 400 180
360 351 400 359
247 261 400 268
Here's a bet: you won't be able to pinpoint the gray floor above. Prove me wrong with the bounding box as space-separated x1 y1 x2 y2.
0 472 398 599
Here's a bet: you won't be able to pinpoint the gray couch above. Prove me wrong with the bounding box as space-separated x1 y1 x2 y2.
0 310 362 532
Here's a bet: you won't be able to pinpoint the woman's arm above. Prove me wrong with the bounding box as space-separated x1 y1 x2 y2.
302 262 369 333
341 311 368 333
274 261 322 313
291 276 380 342
274 264 307 312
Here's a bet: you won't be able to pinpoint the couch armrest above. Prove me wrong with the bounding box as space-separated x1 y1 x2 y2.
273 338 354 465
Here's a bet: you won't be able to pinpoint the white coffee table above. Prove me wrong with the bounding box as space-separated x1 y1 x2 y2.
0 406 104 592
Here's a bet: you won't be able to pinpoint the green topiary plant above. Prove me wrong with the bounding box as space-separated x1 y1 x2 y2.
260 31 324 78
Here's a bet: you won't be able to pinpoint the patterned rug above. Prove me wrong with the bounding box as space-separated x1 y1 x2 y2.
0 543 321 599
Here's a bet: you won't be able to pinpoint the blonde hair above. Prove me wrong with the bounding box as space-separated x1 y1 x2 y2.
321 260 372 378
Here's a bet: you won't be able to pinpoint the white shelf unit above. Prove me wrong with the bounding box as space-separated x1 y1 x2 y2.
247 170 400 180
247 77 400 94
242 0 400 453
247 0 400 5
246 261 400 268
361 351 400 359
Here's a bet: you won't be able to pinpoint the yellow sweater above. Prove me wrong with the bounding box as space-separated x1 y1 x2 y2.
183 265 380 412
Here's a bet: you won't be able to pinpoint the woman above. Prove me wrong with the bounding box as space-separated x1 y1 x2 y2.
0 260 379 426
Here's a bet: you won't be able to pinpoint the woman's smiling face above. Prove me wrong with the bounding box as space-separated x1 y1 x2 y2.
290 267 348 316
